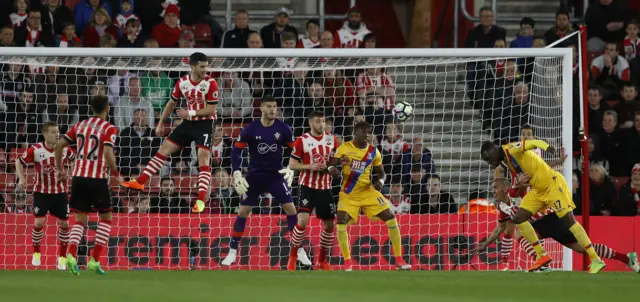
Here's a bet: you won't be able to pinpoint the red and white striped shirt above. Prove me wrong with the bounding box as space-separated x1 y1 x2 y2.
171 75 219 121
384 194 411 214
498 199 555 223
297 35 320 48
380 136 409 161
291 132 338 190
623 36 640 62
356 72 395 111
63 117 118 179
20 143 75 194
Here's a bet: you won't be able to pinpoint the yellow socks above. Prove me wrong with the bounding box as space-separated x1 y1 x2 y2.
569 223 601 262
336 224 351 260
516 221 546 258
385 218 403 257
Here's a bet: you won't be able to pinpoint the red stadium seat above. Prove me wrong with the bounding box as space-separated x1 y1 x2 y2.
194 23 212 47
0 173 15 191
174 175 199 194
8 148 25 164
222 123 245 138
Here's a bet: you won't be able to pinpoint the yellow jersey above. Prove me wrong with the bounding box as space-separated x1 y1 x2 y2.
501 140 557 192
334 141 382 195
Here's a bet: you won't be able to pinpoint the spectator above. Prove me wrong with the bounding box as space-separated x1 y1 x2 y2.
118 108 160 175
481 59 520 129
82 7 119 47
115 76 154 129
14 10 54 47
360 33 377 48
587 86 612 135
584 0 630 52
143 37 158 48
572 171 582 215
113 0 140 34
58 23 81 47
614 82 640 128
410 137 436 176
217 71 252 120
575 134 610 172
42 93 78 134
464 6 506 48
77 78 107 121
149 177 190 213
617 163 640 216
239 32 271 99
408 165 427 208
618 112 640 173
139 57 173 114
380 121 411 182
0 59 32 107
6 192 32 213
39 0 72 37
298 19 320 48
465 38 507 102
589 163 616 216
322 69 356 116
74 0 112 38
303 82 334 123
545 10 575 46
8 0 28 28
623 19 639 62
273 60 307 122
5 90 43 148
116 18 146 47
107 59 136 106
315 31 334 49
260 7 298 49
221 9 253 48
214 168 240 214
35 64 72 105
592 42 631 97
128 197 151 214
211 124 232 169
600 110 625 176
510 17 535 48
411 174 457 214
177 29 195 49
385 182 411 215
98 33 116 47
0 26 14 46
334 7 371 48
151 3 181 48
532 35 547 48
495 82 530 144
356 59 396 112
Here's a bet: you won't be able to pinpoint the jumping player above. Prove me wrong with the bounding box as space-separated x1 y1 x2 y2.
327 121 411 271
55 95 123 275
287 110 339 271
120 52 219 213
481 139 606 273
16 121 75 270
471 178 640 272
221 96 306 266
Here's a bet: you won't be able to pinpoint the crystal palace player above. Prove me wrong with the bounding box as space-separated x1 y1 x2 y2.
471 178 640 273
55 95 123 275
221 96 306 266
287 110 339 271
16 121 75 270
121 52 218 213
482 140 606 273
327 121 411 271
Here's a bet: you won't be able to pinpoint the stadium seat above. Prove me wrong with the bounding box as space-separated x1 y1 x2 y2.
0 173 15 191
252 98 262 117
8 148 25 164
174 175 199 194
222 123 245 138
613 177 629 190
194 23 212 47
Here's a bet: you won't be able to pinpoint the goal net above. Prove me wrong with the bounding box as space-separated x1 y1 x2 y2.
0 47 573 271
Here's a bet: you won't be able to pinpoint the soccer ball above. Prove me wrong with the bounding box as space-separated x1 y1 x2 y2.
392 101 413 122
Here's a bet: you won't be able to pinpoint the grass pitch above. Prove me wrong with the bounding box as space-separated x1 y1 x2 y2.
0 270 638 302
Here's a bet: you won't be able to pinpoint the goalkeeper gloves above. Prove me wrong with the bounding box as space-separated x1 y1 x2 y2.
233 171 249 196
279 167 294 188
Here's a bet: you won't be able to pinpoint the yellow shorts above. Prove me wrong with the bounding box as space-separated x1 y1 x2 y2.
337 189 390 224
520 172 575 218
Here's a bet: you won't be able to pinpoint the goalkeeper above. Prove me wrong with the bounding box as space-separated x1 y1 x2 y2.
471 178 640 273
221 97 308 266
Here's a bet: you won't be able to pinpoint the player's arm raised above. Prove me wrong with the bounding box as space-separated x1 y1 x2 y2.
471 220 507 254
509 140 552 155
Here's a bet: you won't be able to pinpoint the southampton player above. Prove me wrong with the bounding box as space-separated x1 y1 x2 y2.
287 110 339 271
55 95 123 275
481 140 606 273
121 52 219 213
471 178 640 272
221 96 304 266
16 121 75 270
327 121 411 271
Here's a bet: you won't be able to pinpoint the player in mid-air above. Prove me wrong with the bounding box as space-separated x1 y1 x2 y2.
327 121 411 271
120 52 218 213
221 96 308 266
287 110 339 271
481 139 606 273
471 178 640 272
55 95 123 275
16 121 75 270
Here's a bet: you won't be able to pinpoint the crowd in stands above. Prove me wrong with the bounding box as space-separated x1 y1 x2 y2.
465 0 640 216
0 0 444 215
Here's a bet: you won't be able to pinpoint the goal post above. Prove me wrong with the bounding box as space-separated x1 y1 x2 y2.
0 47 574 271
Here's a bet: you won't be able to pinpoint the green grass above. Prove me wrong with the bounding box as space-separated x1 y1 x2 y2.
0 270 639 302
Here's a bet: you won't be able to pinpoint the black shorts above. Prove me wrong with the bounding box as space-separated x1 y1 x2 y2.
70 177 112 213
166 119 214 150
532 215 577 246
297 186 336 220
33 192 69 220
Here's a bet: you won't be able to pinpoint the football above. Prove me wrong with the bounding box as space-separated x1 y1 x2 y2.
392 101 413 122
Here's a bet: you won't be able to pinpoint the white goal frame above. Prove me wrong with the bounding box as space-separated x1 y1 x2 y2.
0 47 574 271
